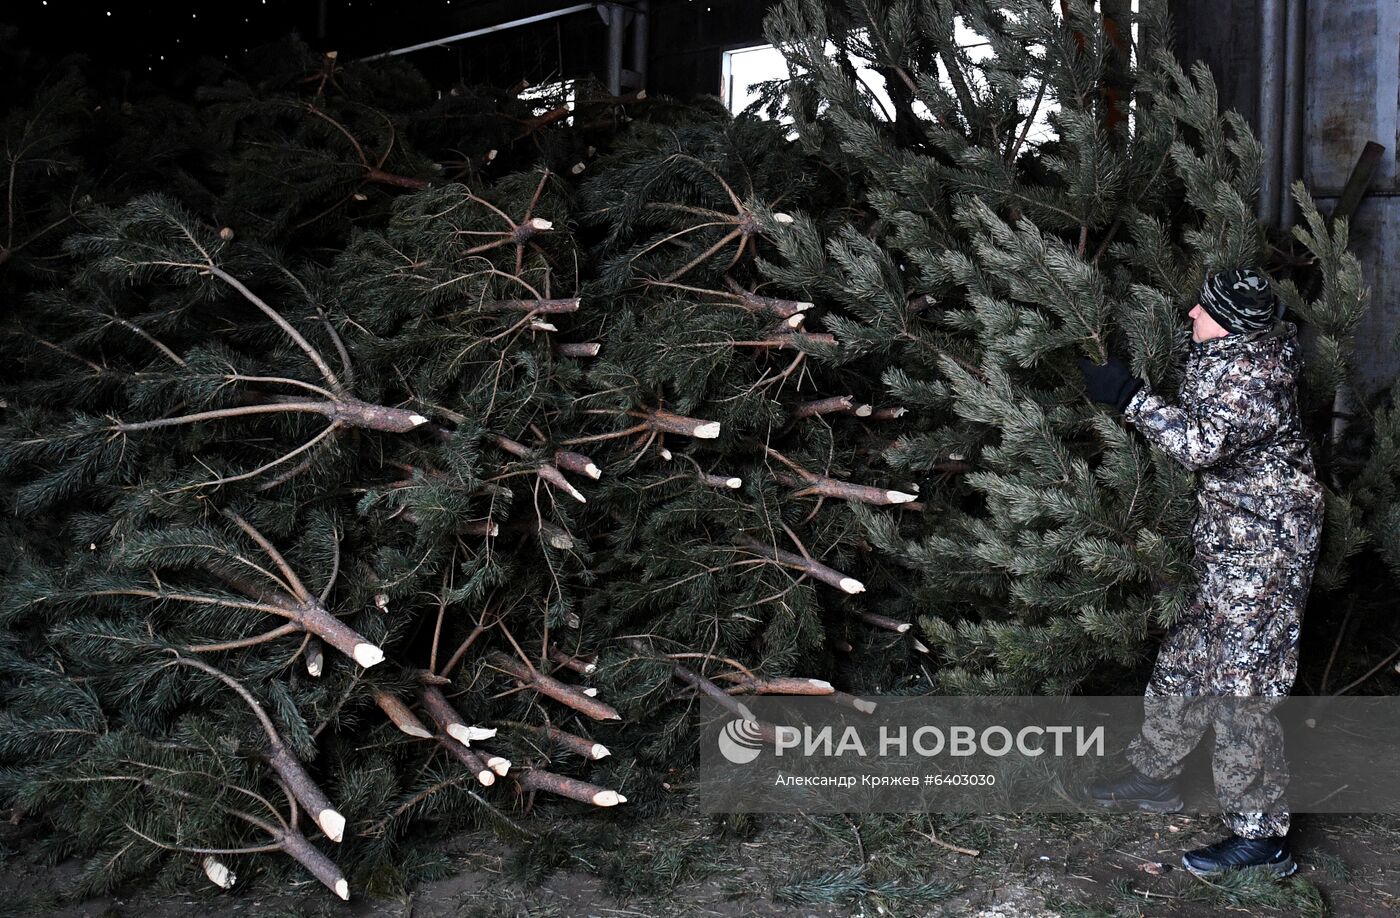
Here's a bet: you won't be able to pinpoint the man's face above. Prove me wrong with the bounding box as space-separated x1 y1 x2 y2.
1188 303 1229 343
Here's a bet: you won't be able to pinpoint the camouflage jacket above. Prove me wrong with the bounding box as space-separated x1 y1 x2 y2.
1123 321 1325 558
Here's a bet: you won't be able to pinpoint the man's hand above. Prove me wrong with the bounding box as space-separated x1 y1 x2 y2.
1078 355 1144 412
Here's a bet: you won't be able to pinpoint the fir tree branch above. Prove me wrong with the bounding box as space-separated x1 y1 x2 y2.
767 450 918 509
555 341 601 358
55 774 284 837
251 451 324 492
185 622 302 654
17 331 109 376
509 105 572 142
725 351 806 400
310 668 364 740
427 562 452 675
645 202 738 221
319 527 340 605
702 331 836 349
522 168 551 222
109 401 327 432
364 169 429 191
173 420 343 492
546 647 598 675
437 596 500 679
710 673 834 696
625 637 763 728
85 587 296 619
938 47 981 140
223 374 339 401
435 735 496 786
663 651 759 685
1319 595 1357 694
486 651 622 721
859 610 911 634
629 218 732 264
123 823 283 857
302 103 369 168
277 829 350 899
1090 143 1175 263
221 510 313 604
1006 79 1048 165
795 395 856 418
166 654 348 845
299 634 321 677
511 766 625 807
202 265 344 394
98 311 187 367
777 470 918 506
457 189 517 231
111 394 425 435
491 433 587 502
373 690 432 738
663 152 746 213
484 297 580 314
165 654 281 743
731 533 865 594
360 774 475 838
312 305 355 390
1330 642 1400 697
418 684 498 747
495 718 609 759
641 407 722 439
554 449 600 479
557 422 650 446
202 564 383 668
663 227 743 283
698 470 742 490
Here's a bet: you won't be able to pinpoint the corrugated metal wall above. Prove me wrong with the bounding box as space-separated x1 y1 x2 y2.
1176 0 1400 395
1305 1 1400 395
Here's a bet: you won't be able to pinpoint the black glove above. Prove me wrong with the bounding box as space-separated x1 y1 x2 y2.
1077 355 1143 412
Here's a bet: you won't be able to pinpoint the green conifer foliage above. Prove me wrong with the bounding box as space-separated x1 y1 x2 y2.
1272 182 1372 595
564 104 926 751
1 4 1395 903
764 0 1377 693
0 180 607 896
0 72 90 281
0 47 645 897
0 47 920 896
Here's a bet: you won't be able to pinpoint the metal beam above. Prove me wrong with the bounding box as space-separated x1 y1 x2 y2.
360 3 600 61
1330 141 1387 226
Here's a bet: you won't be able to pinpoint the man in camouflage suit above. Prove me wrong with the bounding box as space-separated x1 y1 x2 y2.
1077 267 1325 878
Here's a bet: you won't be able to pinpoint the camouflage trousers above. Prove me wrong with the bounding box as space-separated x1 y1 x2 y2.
1126 505 1323 839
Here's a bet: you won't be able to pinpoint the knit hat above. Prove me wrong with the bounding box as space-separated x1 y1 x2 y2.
1197 267 1282 334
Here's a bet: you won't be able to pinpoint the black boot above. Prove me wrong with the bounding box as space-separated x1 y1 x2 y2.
1182 833 1296 877
1083 767 1183 813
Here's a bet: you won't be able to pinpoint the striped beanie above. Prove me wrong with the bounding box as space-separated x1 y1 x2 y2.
1198 268 1282 334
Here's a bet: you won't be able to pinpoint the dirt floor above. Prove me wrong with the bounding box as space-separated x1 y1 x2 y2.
3 804 1397 917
